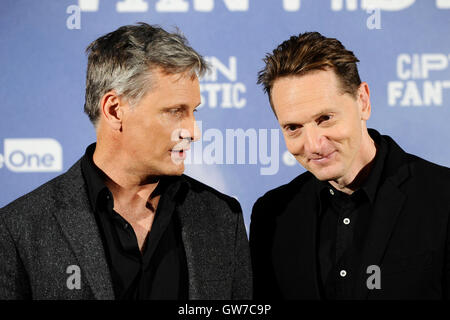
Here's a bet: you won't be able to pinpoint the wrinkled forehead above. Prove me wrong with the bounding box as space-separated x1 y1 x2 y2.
271 71 344 118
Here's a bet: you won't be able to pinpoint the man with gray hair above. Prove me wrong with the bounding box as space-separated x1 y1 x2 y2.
0 23 251 300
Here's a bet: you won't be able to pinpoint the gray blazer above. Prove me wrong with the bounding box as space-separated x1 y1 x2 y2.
0 159 252 300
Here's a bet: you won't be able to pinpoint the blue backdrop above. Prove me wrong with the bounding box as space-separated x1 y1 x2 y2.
1 0 450 233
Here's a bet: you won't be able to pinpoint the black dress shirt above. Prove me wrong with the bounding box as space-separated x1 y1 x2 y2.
80 143 188 300
316 136 388 300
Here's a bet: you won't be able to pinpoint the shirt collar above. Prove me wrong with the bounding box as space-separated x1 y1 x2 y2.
359 129 388 203
81 143 109 211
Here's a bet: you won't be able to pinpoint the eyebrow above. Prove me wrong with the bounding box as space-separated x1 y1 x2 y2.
164 102 202 111
310 108 336 119
279 108 336 127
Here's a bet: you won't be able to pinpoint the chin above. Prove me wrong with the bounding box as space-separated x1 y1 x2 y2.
165 164 185 176
310 168 341 182
311 172 329 181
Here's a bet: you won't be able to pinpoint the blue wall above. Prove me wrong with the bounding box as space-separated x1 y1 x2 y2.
1 0 450 232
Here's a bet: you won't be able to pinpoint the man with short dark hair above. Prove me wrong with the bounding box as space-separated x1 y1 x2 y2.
250 32 450 300
0 23 251 300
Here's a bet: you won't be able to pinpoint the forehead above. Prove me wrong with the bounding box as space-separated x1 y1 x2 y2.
153 68 199 90
271 70 344 120
143 68 201 104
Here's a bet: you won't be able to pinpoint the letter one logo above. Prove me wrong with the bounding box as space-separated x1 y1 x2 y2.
0 139 63 172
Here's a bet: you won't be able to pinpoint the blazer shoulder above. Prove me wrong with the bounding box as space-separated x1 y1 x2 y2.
407 153 450 176
405 153 450 190
255 170 314 206
181 174 241 213
250 171 315 224
0 160 84 222
382 132 450 184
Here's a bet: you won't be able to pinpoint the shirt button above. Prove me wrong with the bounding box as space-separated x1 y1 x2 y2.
124 223 129 229
329 189 335 196
343 218 351 225
340 270 347 277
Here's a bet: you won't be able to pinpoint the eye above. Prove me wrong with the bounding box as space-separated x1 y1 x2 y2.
169 108 183 116
284 124 301 133
317 115 332 124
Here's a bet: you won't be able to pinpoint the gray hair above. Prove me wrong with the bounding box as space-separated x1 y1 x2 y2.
84 22 209 126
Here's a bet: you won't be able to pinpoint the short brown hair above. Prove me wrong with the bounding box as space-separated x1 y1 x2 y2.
257 32 361 105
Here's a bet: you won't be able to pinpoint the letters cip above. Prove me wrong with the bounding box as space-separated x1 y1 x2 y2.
388 54 450 107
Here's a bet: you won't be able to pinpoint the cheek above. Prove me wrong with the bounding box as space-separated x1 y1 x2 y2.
131 121 171 152
285 136 304 156
150 117 174 138
329 128 361 161
326 123 355 147
159 116 185 138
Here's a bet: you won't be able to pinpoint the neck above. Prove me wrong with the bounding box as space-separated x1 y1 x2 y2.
93 139 160 204
329 131 377 195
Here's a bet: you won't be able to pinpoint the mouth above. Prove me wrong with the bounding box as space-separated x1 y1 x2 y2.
169 148 190 161
309 151 336 165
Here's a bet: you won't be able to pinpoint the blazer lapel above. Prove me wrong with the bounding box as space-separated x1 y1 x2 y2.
175 179 236 300
276 178 321 299
353 166 409 299
52 163 114 300
175 203 202 299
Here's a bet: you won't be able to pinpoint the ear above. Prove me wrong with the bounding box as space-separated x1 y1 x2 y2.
99 90 125 131
357 82 371 121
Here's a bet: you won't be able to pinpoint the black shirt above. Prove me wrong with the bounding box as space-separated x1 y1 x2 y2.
316 134 388 300
80 143 188 300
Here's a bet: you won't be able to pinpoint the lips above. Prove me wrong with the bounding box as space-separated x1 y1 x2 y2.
170 142 191 153
169 148 190 161
170 146 190 153
170 148 189 152
170 143 190 152
309 151 336 164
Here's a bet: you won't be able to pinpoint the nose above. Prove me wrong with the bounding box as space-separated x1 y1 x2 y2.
303 126 322 156
192 119 201 142
179 116 200 143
